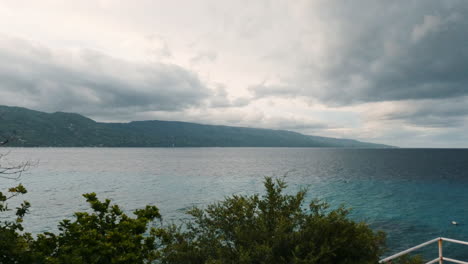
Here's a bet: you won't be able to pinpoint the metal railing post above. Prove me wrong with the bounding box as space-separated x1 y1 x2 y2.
379 237 468 263
438 238 443 264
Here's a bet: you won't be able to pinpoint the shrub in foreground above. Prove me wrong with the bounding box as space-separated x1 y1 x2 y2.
0 184 33 264
155 178 386 264
31 193 161 264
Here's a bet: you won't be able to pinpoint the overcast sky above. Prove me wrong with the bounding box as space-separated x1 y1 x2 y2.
0 0 467 147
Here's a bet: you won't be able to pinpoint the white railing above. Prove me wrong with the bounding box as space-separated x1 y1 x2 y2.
380 237 468 264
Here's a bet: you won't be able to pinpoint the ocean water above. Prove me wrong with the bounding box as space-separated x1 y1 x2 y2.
1 148 468 260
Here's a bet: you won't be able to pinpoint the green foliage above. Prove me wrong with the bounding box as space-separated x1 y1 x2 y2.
155 177 386 264
0 172 33 263
0 183 30 228
32 193 161 264
0 226 34 264
390 255 424 264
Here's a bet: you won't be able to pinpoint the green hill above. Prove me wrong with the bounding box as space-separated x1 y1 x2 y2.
0 105 392 148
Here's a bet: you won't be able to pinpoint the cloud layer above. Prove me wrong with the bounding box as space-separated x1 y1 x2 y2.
0 35 210 115
1 0 468 147
251 0 468 105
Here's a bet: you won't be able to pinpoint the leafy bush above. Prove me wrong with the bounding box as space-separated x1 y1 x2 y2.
155 178 386 264
0 184 33 264
32 193 161 264
390 255 424 264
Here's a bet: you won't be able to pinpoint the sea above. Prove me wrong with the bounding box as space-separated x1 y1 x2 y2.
1 148 468 260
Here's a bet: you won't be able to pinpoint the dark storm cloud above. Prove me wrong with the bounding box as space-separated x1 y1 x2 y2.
0 36 210 116
378 97 468 128
250 0 468 105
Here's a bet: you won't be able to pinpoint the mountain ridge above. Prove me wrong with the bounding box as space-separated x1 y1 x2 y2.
0 105 394 148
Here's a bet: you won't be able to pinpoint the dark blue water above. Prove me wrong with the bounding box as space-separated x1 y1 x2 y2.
1 148 468 260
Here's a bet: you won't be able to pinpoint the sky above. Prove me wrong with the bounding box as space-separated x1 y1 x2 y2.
0 0 467 147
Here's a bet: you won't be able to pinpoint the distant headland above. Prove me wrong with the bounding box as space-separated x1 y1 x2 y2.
0 105 393 148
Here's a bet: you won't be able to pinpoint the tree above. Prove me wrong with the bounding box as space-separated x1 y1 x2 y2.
155 177 386 264
32 193 161 264
390 255 424 264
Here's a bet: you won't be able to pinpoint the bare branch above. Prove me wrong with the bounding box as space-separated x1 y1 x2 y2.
0 139 35 180
0 161 32 180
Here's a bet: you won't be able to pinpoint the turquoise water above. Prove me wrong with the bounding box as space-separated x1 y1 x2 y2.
1 148 468 259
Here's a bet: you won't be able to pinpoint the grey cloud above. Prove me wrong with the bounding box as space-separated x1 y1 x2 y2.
250 0 468 105
208 84 251 108
249 83 295 99
0 35 209 117
375 97 468 128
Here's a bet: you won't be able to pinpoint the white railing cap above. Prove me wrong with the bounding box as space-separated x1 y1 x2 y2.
380 237 468 263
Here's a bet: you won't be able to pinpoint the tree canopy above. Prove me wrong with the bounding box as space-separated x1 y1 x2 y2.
155 177 386 264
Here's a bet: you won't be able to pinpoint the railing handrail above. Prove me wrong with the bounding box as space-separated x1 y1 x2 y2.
379 237 468 264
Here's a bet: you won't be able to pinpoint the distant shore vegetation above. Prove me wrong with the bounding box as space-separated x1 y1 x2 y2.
0 105 392 148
